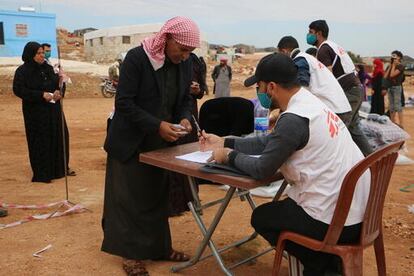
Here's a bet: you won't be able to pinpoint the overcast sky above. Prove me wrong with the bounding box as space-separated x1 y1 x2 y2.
2 0 414 58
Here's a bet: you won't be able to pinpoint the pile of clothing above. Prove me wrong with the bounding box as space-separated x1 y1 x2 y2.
406 96 414 108
360 114 410 151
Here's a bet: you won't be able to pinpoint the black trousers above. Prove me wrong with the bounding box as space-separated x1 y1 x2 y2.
338 85 373 156
251 198 361 276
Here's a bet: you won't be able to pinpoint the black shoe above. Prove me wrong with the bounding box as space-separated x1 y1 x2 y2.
0 208 8 217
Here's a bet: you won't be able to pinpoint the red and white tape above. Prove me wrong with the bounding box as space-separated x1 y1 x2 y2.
0 200 87 230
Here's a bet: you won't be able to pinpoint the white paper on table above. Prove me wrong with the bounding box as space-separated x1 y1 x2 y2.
175 151 260 164
176 151 212 163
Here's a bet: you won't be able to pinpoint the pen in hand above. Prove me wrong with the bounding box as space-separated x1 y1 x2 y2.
192 115 202 135
192 115 206 150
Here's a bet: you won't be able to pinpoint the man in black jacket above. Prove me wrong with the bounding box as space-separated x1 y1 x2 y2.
102 17 200 276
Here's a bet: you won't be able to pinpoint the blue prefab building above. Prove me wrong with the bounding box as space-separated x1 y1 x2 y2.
0 10 57 57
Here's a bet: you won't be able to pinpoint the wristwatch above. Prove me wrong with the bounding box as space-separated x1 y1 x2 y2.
226 150 232 163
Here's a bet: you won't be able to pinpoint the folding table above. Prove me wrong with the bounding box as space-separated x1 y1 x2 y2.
140 141 286 275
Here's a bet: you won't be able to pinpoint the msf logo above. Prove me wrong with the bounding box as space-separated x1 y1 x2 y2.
326 110 340 138
317 61 324 70
338 47 346 56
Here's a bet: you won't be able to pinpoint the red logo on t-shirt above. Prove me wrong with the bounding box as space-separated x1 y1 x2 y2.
317 62 324 69
326 110 339 138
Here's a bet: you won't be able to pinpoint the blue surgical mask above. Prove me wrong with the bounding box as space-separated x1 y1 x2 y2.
306 33 317 46
44 51 51 59
256 90 272 109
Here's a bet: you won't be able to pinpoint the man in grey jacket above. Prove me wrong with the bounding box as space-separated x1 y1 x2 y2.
200 53 369 276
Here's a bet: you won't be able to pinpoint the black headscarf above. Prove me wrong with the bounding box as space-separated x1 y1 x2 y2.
22 41 42 64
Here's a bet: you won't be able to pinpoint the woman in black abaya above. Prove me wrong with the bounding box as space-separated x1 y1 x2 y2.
13 41 70 183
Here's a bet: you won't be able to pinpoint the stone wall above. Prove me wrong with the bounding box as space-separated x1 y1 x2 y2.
84 33 154 63
85 32 209 63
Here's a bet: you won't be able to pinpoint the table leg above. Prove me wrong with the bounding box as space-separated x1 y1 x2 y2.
171 187 236 276
188 175 203 215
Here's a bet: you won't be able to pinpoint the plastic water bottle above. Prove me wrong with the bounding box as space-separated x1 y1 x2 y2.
254 103 269 135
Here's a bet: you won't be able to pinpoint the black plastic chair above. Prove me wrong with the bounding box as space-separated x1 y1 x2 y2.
199 97 254 137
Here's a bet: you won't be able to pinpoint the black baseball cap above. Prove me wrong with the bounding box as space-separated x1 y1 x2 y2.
244 53 298 87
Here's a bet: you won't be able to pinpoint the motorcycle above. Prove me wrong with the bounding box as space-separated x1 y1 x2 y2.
100 77 117 98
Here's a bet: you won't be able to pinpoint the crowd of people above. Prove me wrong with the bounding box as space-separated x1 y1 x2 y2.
8 15 409 276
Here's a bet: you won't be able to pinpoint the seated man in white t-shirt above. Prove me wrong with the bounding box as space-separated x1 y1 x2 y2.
277 35 351 116
200 53 370 276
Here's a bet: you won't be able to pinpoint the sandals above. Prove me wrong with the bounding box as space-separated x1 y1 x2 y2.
122 259 149 276
67 169 76 176
165 249 190 262
121 249 189 276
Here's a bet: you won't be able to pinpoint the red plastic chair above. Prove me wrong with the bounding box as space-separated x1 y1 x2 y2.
272 141 404 276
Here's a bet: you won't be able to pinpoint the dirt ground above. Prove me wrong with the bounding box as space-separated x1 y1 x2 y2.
0 59 413 276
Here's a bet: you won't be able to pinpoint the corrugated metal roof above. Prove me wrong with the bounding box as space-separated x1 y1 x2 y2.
0 9 55 18
84 23 207 41
84 23 163 39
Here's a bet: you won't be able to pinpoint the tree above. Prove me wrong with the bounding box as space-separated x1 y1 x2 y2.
347 51 363 64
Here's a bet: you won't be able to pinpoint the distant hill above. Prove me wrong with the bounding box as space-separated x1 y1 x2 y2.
56 28 85 61
233 43 255 54
256 47 277 53
404 55 414 63
209 43 275 54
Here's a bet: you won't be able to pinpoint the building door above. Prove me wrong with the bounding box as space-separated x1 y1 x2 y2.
0 22 4 45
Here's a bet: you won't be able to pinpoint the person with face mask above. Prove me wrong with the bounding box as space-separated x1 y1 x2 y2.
41 43 52 64
41 43 70 99
200 53 370 276
102 17 200 275
41 43 59 74
13 41 71 183
277 36 351 116
211 56 232 98
307 20 373 156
